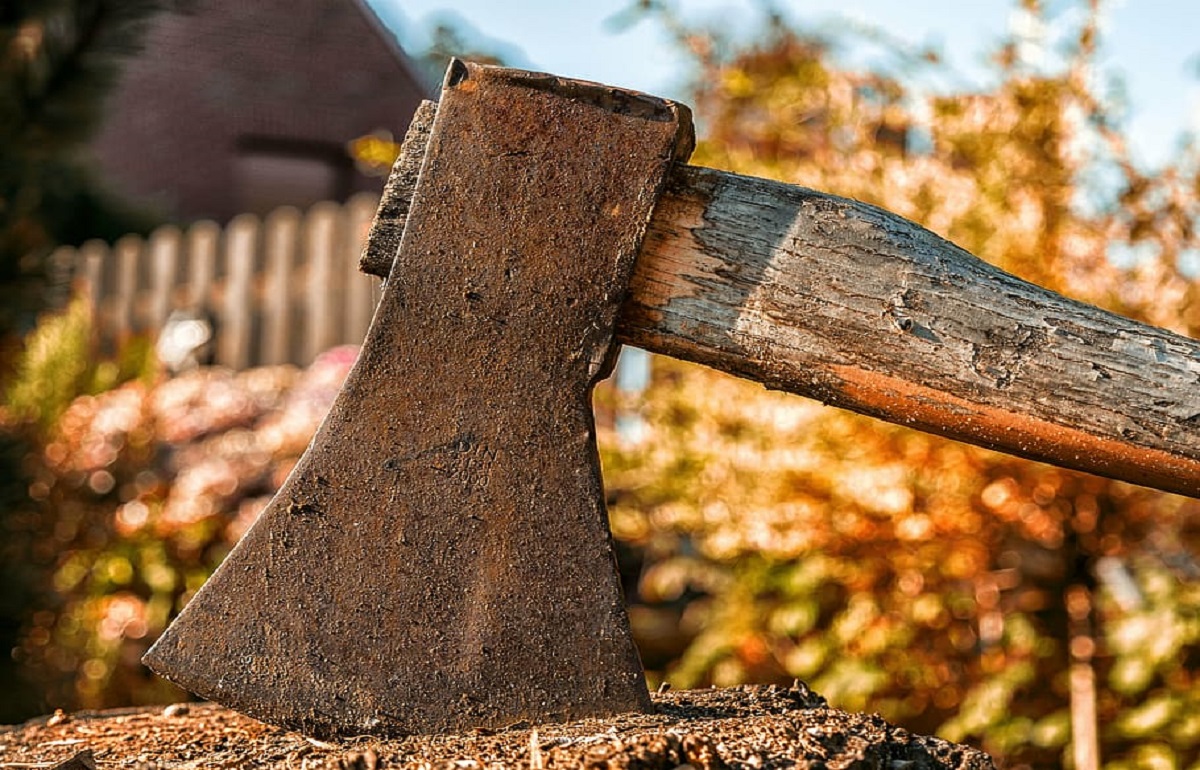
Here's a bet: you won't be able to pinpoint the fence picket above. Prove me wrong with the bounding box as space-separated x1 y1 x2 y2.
303 203 340 363
113 235 141 346
77 242 106 319
262 207 301 366
343 193 379 346
218 214 259 370
186 220 220 312
64 197 384 370
148 226 182 331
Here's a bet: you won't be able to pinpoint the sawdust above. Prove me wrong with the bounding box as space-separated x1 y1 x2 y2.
0 685 993 769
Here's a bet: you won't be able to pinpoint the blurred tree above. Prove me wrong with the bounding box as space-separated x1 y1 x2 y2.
0 0 161 356
0 0 162 722
413 14 511 77
601 1 1200 767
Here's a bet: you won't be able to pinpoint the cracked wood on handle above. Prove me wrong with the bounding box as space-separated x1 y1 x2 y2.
620 166 1200 497
365 109 1200 498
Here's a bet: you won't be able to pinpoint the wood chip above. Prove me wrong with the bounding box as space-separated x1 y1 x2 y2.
50 750 95 770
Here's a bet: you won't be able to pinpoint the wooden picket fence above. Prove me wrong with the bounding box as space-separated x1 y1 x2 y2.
55 194 385 370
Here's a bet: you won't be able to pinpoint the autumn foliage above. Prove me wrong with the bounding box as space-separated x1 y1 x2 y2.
3 335 361 715
2 3 1199 768
600 3 1199 766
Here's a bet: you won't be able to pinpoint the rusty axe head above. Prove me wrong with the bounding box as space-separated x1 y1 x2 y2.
143 60 694 737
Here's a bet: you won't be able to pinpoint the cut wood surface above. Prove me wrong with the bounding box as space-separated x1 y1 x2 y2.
364 108 1200 498
0 686 995 770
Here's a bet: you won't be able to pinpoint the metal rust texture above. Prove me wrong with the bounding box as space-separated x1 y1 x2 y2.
143 59 695 737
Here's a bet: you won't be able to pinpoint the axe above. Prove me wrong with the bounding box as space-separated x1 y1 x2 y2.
145 61 1200 737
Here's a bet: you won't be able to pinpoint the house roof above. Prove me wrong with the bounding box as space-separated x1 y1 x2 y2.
89 0 435 223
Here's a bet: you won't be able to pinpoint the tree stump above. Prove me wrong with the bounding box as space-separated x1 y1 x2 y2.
1 685 994 769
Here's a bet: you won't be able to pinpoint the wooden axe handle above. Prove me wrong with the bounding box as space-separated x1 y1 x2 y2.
621 165 1200 497
364 103 1200 497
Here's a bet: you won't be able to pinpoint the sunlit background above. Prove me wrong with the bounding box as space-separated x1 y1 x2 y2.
368 0 1200 169
2 2 1199 769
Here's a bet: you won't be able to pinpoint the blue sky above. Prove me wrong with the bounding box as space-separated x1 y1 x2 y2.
366 1 1199 170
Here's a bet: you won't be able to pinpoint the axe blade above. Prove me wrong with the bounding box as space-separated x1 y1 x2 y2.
143 60 694 737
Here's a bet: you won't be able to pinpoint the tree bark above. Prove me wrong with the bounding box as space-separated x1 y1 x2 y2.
363 110 1200 498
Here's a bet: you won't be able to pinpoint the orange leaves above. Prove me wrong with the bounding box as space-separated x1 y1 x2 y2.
603 4 1200 761
12 345 359 709
47 385 152 474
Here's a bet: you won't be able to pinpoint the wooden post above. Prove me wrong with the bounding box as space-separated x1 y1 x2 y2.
186 220 220 312
148 226 182 333
1067 585 1100 770
342 193 378 346
219 214 258 370
303 202 340 362
261 207 300 366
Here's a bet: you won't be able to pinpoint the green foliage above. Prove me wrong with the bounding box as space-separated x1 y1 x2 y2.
4 295 155 432
1102 561 1200 754
0 1 162 345
4 295 93 431
0 297 157 719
